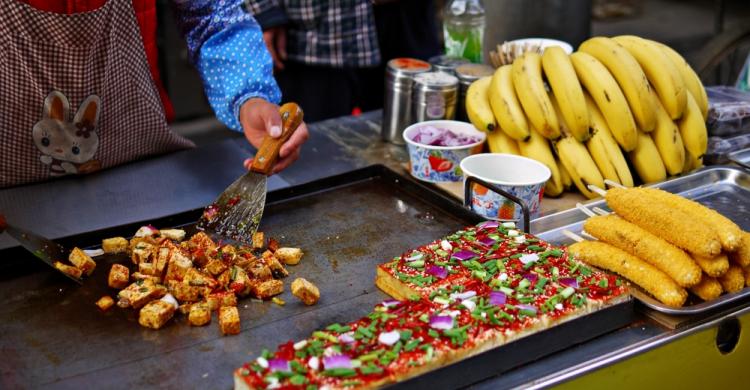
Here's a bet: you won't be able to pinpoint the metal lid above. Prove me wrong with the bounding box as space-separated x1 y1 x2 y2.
413 72 459 92
428 55 471 73
387 58 431 74
455 63 495 83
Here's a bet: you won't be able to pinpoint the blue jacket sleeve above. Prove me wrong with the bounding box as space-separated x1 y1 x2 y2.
171 0 281 132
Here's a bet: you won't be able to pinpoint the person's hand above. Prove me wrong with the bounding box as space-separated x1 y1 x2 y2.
239 98 309 174
262 26 287 70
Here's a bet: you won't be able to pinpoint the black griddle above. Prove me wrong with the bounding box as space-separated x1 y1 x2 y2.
0 165 633 389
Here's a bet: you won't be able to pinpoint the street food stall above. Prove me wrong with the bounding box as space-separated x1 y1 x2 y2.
2 9 750 387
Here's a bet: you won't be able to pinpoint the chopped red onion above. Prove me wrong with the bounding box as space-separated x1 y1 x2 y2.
519 253 539 265
338 332 355 344
381 299 401 308
378 330 401 346
268 358 290 372
450 290 476 301
478 221 499 229
411 125 481 147
426 265 448 279
406 252 424 262
489 291 507 306
452 250 477 261
429 315 454 330
559 277 579 289
516 304 538 315
478 237 496 247
323 355 352 370
523 273 538 283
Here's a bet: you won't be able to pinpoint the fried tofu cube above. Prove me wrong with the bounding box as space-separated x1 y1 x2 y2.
131 241 154 265
252 232 264 249
159 229 186 242
117 280 167 309
205 259 228 276
108 264 130 289
207 291 238 311
102 237 128 254
262 251 288 278
189 302 211 326
178 303 194 315
229 266 253 296
138 300 175 330
131 272 161 284
154 245 174 277
163 250 192 282
252 279 284 300
218 244 238 263
267 238 280 253
69 247 96 276
138 261 157 276
246 262 272 281
184 268 218 289
167 280 203 302
219 306 240 335
291 278 320 305
134 225 159 238
276 248 304 265
96 296 115 311
54 261 82 279
187 232 217 267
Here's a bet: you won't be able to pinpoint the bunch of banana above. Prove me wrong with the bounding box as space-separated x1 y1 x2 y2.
462 34 709 197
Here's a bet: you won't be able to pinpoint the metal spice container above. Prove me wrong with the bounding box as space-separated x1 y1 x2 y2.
411 72 459 123
455 63 495 121
428 55 471 75
382 58 432 144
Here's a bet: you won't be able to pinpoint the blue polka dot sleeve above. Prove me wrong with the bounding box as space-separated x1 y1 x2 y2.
172 0 281 132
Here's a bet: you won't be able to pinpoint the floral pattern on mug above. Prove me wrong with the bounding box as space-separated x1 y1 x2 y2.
407 145 470 182
468 181 545 221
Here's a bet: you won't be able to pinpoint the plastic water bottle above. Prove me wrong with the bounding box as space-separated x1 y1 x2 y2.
443 0 485 64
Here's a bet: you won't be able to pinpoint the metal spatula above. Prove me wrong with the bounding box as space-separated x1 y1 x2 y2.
198 103 304 244
0 213 82 284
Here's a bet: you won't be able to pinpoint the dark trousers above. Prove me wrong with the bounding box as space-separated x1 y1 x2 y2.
275 0 441 122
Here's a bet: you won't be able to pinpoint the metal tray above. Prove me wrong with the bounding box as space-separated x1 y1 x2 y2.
0 165 633 389
729 147 750 171
531 166 750 316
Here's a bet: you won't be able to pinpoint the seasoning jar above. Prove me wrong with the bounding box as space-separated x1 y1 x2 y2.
411 72 459 123
382 58 432 144
455 63 495 121
428 55 471 75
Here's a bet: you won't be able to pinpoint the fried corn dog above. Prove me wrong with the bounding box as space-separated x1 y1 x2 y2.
637 188 742 251
583 215 701 287
719 265 745 293
689 275 723 301
693 253 730 278
569 241 687 307
605 187 721 258
729 231 750 268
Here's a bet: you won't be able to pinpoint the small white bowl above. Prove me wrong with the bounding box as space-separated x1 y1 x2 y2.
508 38 573 54
403 120 486 183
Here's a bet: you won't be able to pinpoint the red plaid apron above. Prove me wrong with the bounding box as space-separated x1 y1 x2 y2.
0 0 194 188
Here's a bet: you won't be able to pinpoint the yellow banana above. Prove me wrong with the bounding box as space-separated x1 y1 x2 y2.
677 91 708 159
613 35 687 120
649 89 686 175
570 51 638 151
653 41 709 120
486 127 521 155
558 157 573 190
517 128 563 197
584 93 634 187
685 149 704 173
465 77 497 132
542 46 590 141
579 36 656 132
555 137 606 199
629 130 667 184
512 53 561 140
489 65 531 141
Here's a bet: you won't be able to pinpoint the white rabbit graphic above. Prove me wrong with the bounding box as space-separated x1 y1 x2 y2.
32 91 101 176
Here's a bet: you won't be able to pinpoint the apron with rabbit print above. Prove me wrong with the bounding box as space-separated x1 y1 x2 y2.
0 0 194 188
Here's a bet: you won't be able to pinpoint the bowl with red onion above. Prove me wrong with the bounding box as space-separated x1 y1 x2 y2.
403 120 486 182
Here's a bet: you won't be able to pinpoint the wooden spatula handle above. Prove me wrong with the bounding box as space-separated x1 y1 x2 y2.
250 102 304 175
